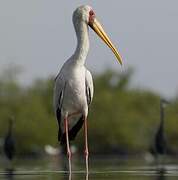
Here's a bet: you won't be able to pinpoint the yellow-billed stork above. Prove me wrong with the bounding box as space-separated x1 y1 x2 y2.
53 5 123 173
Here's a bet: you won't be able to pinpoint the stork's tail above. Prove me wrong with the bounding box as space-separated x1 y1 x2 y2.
60 116 84 145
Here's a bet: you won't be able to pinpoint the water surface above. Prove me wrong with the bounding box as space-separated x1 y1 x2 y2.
0 156 178 179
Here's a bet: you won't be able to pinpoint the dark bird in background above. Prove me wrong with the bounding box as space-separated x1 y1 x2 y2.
149 98 170 170
3 118 15 161
154 99 169 156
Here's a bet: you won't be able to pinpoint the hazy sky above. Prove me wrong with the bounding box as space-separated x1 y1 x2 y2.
0 0 178 98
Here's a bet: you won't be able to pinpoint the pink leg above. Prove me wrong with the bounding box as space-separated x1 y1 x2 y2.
64 117 72 173
84 117 89 173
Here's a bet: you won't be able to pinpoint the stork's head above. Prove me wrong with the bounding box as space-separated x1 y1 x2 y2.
73 5 93 24
73 5 123 65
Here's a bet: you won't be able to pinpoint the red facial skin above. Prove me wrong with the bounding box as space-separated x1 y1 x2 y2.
89 10 95 24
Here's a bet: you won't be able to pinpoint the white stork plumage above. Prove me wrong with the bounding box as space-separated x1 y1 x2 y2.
53 5 122 173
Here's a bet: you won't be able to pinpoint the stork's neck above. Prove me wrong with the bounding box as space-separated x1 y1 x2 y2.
72 20 89 65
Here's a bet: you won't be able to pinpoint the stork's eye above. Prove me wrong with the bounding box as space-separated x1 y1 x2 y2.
89 10 95 17
89 10 95 23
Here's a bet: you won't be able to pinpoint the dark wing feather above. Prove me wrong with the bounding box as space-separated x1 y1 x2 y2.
56 107 62 141
54 74 65 141
85 70 94 106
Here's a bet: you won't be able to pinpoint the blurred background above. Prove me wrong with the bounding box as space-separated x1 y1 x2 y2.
0 0 178 170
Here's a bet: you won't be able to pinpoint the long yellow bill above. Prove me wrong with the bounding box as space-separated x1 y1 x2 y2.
89 18 123 65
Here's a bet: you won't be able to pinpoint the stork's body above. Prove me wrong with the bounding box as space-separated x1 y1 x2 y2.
54 5 122 173
56 63 90 119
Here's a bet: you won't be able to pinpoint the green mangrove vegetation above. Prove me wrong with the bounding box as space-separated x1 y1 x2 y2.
0 66 178 156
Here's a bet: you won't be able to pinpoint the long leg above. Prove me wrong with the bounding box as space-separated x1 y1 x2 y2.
84 117 89 173
64 117 72 173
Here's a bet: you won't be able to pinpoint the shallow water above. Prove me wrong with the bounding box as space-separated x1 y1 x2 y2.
1 156 178 179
